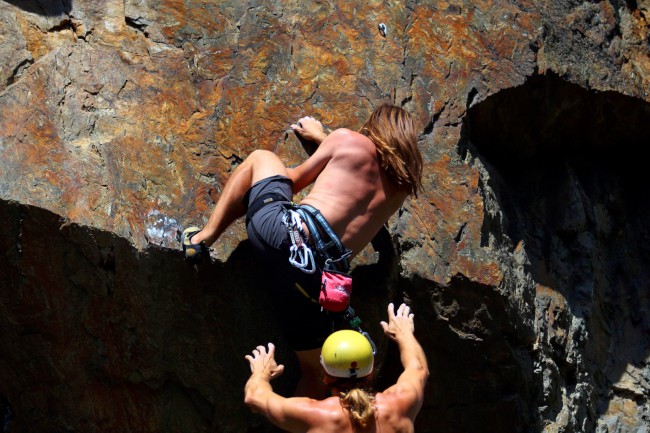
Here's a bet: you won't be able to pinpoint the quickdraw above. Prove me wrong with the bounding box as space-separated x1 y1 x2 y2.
283 209 317 274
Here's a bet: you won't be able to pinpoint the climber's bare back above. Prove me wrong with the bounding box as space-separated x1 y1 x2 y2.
289 127 407 257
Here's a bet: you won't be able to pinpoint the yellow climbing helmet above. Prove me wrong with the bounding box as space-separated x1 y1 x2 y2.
320 330 374 378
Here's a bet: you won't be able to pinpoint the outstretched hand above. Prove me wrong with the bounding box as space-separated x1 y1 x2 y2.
380 303 415 341
291 116 328 144
245 343 285 381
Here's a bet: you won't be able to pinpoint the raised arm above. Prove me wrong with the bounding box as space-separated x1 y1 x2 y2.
380 303 429 419
244 343 321 433
285 124 352 194
287 116 334 193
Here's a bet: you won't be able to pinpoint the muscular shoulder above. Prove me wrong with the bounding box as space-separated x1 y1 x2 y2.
376 385 419 415
326 128 376 156
298 397 350 431
328 128 370 143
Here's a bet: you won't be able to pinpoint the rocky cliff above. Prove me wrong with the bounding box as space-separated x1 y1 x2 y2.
1 0 649 432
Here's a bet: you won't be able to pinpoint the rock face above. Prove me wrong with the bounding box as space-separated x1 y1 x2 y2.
1 0 649 432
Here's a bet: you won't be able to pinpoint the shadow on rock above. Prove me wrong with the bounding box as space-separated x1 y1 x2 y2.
0 199 290 432
2 0 72 16
0 395 13 433
466 72 650 431
0 198 409 432
386 272 536 433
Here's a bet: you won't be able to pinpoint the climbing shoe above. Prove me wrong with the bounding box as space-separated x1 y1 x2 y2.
181 226 208 264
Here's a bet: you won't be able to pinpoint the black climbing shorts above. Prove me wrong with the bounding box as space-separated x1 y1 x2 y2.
243 175 335 351
244 175 293 254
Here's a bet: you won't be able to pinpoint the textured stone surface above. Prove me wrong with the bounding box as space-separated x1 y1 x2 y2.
0 0 649 432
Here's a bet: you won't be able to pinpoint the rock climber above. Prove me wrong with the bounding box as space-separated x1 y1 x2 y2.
182 104 423 397
243 303 429 433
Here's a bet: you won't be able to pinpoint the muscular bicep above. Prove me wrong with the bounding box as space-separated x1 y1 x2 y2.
256 395 322 433
383 368 428 419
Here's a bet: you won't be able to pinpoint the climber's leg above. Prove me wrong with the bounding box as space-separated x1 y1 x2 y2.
190 150 289 247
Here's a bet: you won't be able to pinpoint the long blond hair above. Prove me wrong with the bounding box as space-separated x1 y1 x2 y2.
359 104 423 196
328 377 376 429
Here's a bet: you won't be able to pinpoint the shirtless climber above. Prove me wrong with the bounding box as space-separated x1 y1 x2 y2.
244 303 429 433
182 104 422 398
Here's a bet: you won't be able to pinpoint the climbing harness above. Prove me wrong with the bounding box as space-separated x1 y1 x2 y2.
245 192 287 226
283 203 355 312
245 191 373 342
286 203 352 273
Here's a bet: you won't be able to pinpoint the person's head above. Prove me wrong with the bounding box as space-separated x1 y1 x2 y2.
321 330 374 379
321 330 376 429
359 104 423 197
